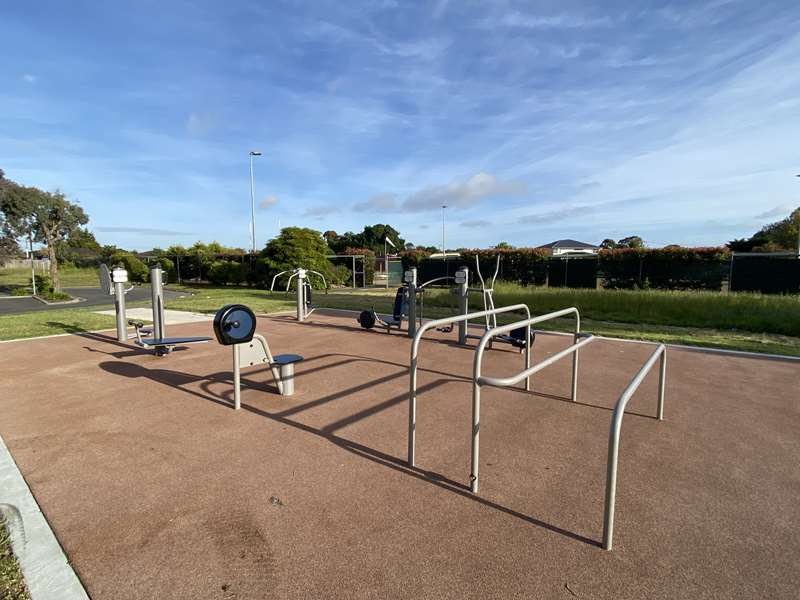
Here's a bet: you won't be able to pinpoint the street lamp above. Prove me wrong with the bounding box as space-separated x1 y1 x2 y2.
441 204 447 255
249 151 262 253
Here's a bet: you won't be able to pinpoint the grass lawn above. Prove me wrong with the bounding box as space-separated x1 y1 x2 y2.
0 284 797 356
0 266 100 291
0 518 30 600
0 307 117 341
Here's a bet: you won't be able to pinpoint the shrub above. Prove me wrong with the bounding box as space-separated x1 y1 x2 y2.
207 260 246 285
33 273 53 294
343 247 376 286
110 253 148 283
261 227 334 289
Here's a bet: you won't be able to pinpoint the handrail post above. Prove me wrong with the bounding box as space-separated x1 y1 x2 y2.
524 323 531 391
470 380 481 493
657 349 666 421
571 313 580 402
408 352 418 466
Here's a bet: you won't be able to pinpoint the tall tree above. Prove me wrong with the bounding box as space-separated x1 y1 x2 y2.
728 207 800 252
600 238 617 249
0 171 88 291
616 236 644 249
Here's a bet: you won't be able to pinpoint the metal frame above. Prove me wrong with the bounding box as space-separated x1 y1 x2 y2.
270 268 328 321
407 303 532 467
326 254 366 288
471 307 588 493
603 344 666 550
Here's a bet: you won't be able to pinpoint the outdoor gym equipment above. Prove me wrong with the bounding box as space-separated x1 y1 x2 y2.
100 264 211 356
357 268 428 334
270 268 328 322
213 304 303 408
408 305 667 551
473 255 535 350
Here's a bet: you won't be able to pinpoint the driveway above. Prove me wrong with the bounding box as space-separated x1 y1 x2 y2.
0 287 186 315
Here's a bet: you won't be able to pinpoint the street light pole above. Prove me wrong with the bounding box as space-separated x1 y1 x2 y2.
441 204 447 255
249 151 262 254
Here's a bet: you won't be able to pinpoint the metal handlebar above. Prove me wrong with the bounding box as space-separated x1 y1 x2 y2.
407 303 532 467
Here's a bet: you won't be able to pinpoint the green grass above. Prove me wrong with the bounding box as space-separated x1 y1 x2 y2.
165 285 800 357
0 266 100 291
1 518 30 600
0 284 797 356
0 307 117 341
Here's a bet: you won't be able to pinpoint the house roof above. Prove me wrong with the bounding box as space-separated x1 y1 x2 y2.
537 239 599 249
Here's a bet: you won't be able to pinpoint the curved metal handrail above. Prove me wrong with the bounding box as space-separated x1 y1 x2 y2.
603 344 666 550
470 307 583 493
418 276 455 289
408 303 531 467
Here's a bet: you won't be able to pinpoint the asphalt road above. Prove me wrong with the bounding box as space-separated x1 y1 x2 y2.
0 286 185 316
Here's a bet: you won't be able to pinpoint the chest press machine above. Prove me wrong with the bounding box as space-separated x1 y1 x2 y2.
213 304 303 409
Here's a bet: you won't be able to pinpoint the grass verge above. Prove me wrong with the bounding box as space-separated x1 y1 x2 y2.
1 518 30 600
0 285 797 356
0 266 100 291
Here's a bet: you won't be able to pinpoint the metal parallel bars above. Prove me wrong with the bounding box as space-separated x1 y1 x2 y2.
603 344 666 550
471 307 584 493
408 303 532 467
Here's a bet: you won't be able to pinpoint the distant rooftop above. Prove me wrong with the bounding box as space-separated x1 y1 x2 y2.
537 239 599 249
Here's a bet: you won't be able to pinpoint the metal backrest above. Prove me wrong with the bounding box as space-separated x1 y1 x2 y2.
99 264 112 295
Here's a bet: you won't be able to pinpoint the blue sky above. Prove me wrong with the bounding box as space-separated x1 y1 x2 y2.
1 0 799 251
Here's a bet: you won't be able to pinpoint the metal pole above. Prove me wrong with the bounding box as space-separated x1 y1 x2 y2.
441 204 446 254
384 239 388 289
113 279 127 342
571 314 581 402
470 380 481 493
150 265 165 340
657 350 666 421
233 344 241 410
249 154 256 253
296 269 305 321
457 266 468 345
352 256 356 288
28 235 36 296
406 267 417 338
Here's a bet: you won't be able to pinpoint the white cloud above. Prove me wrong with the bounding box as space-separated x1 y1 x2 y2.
260 195 279 209
402 172 526 211
493 11 615 30
22 74 37 83
755 205 792 219
303 205 337 218
186 112 215 136
353 193 397 211
461 219 492 228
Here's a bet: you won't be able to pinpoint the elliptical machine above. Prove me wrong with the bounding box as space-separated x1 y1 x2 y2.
474 255 534 351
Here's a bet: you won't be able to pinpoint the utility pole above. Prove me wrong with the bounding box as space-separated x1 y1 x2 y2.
441 204 447 255
249 150 262 253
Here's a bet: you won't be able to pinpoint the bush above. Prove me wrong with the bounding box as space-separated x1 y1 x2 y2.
33 273 53 294
261 227 334 289
207 260 246 285
110 253 148 283
599 247 729 291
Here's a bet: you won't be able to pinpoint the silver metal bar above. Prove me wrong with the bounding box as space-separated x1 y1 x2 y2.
602 344 666 550
150 266 165 341
407 303 531 467
470 307 582 493
476 335 594 388
296 270 305 321
233 344 241 410
113 280 127 342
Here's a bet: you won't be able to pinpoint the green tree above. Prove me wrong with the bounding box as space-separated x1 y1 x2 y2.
600 238 617 249
728 207 800 252
360 224 404 253
617 236 644 249
494 241 513 249
262 227 333 287
0 170 89 291
0 233 23 257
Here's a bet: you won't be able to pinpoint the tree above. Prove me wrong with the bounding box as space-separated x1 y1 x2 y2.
0 171 89 291
494 241 513 249
616 236 644 249
262 227 333 287
0 233 23 257
600 238 617 249
727 207 800 252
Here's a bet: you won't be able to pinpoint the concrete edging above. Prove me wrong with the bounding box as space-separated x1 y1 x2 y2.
0 433 89 600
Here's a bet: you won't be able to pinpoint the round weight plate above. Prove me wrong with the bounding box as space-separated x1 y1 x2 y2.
213 304 257 345
358 310 376 329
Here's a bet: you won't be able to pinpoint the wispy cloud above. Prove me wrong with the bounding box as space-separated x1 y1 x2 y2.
94 226 191 235
302 205 337 218
21 74 37 83
488 11 615 30
402 173 526 212
461 219 492 228
755 205 792 219
260 195 279 209
352 193 397 211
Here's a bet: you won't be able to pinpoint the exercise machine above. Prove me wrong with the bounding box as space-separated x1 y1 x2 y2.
100 264 211 356
270 268 327 322
213 304 304 409
473 255 534 351
357 268 423 334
